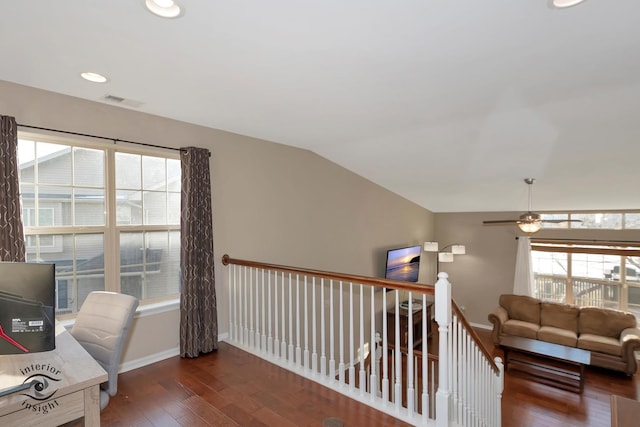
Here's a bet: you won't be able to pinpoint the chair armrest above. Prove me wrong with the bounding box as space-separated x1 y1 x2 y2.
488 306 509 345
620 327 640 375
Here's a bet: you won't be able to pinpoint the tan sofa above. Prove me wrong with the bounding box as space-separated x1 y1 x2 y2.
488 294 640 375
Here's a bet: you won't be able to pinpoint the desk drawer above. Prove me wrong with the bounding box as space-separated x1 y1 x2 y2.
0 389 85 427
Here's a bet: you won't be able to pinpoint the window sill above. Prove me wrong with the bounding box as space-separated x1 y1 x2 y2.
58 297 180 329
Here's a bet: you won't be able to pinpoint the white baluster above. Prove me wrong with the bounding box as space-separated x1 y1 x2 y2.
329 279 335 381
369 286 377 399
349 282 355 391
261 269 266 351
407 295 414 415
281 271 286 359
394 290 401 411
274 271 280 358
249 267 254 348
268 270 273 355
295 274 301 367
320 278 326 378
310 276 315 373
358 283 365 395
421 293 429 423
288 273 294 364
382 288 389 402
339 281 345 386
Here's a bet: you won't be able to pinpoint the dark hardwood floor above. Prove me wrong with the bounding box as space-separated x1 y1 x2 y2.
100 329 640 426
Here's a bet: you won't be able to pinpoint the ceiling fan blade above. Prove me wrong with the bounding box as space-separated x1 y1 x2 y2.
541 219 583 223
482 219 519 224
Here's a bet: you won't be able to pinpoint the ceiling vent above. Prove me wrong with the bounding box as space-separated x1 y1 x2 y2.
102 94 145 108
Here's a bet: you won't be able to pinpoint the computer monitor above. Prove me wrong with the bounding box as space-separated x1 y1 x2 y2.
0 262 55 354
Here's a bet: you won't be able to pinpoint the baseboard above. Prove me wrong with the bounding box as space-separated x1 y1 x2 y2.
470 322 492 330
119 347 180 373
119 332 230 373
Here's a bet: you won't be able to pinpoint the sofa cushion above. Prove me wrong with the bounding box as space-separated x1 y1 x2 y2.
538 326 578 347
502 319 539 340
578 334 622 357
578 307 637 338
499 294 540 324
540 302 579 333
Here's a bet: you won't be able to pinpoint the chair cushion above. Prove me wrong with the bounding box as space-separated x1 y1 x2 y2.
578 334 622 357
503 319 539 340
578 307 637 338
538 326 578 347
540 302 579 333
500 294 540 324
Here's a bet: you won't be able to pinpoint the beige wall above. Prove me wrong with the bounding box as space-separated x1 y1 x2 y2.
435 211 640 328
0 80 435 365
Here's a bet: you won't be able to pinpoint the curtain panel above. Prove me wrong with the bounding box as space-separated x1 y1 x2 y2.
513 236 534 295
0 115 26 262
180 146 217 357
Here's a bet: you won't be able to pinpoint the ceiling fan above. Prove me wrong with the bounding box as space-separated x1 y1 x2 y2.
482 178 580 233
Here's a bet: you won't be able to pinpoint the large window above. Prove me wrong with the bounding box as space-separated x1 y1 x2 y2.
18 135 181 315
531 241 640 319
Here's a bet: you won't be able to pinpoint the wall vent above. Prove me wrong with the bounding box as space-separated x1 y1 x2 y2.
102 94 145 108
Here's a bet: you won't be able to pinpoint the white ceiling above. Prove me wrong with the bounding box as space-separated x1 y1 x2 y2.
2 1 640 213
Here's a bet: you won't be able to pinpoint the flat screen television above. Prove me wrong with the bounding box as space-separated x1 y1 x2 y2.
0 262 55 354
384 245 421 282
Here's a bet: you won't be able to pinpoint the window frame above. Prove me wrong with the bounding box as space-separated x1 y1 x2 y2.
18 131 181 317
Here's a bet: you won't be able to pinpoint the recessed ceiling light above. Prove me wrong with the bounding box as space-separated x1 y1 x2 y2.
145 0 184 18
80 72 109 83
551 0 587 8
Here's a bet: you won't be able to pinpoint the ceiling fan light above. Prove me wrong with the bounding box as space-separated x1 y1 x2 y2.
551 0 586 8
518 221 542 233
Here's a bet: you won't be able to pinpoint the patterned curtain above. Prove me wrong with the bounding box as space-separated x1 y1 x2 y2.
0 115 26 262
180 146 217 357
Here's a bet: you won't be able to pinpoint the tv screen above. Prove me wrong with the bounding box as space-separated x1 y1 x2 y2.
0 262 55 354
385 245 421 282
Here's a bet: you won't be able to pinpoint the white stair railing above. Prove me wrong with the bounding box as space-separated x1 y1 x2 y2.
222 255 503 427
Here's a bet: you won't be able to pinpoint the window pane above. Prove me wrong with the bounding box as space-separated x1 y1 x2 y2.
75 234 106 310
115 152 141 190
73 147 104 187
540 213 569 229
143 156 166 190
143 191 166 225
625 213 640 229
18 139 35 183
532 250 568 302
117 190 142 225
168 192 180 225
74 188 105 226
120 231 180 300
38 185 71 226
572 213 622 229
167 158 181 191
36 143 71 185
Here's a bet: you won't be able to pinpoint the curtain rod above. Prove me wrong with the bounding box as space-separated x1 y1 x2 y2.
529 237 640 245
17 123 210 157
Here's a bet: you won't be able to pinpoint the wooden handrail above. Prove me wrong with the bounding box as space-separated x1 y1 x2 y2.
222 254 435 295
222 254 499 373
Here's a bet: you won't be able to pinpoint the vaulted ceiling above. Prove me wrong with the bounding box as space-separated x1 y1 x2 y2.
2 1 639 213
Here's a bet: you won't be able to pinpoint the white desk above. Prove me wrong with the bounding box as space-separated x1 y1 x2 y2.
0 324 107 426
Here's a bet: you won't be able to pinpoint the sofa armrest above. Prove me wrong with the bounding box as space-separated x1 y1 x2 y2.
488 306 509 345
620 327 640 375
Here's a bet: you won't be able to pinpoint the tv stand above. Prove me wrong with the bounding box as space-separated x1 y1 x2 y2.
387 301 433 349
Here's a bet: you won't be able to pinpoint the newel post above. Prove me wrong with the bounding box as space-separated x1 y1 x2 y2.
435 272 452 427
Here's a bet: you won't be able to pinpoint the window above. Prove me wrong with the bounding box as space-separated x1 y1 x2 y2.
531 241 640 319
540 212 640 230
18 136 181 315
